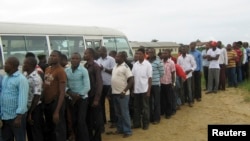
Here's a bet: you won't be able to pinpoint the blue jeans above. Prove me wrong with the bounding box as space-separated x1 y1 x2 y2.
2 113 27 141
236 65 242 83
113 94 132 135
227 67 237 87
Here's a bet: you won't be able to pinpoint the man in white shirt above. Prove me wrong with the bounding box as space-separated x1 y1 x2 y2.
96 47 116 128
177 45 197 107
218 41 228 91
132 47 152 130
206 41 221 94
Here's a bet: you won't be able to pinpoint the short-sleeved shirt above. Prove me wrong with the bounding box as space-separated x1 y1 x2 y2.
207 48 221 69
160 59 176 85
25 70 43 108
111 62 133 95
43 65 66 104
96 56 116 85
132 60 152 94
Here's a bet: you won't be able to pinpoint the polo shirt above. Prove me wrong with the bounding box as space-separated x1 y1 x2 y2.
111 62 133 95
132 60 152 94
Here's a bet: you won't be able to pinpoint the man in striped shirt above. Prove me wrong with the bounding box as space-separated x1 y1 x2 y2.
0 57 29 141
147 48 164 124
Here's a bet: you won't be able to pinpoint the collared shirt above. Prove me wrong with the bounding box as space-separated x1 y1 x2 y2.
25 70 43 109
160 59 176 85
149 58 164 86
132 60 152 94
0 71 29 120
218 47 228 65
207 48 221 69
177 54 197 78
111 62 133 95
84 61 103 102
201 49 210 67
190 49 202 71
96 56 116 85
65 65 90 99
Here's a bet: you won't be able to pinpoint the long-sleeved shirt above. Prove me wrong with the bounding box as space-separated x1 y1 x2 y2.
177 54 197 78
0 71 29 120
149 58 164 86
65 65 90 99
190 49 202 71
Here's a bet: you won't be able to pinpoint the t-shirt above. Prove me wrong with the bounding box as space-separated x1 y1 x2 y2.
43 65 66 103
207 48 221 69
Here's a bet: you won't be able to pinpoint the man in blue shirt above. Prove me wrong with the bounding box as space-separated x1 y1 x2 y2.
189 42 202 102
65 52 90 141
0 57 29 141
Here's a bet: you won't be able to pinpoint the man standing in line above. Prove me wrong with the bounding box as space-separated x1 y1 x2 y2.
43 50 67 141
132 47 152 130
189 42 202 102
23 57 44 141
147 48 164 124
160 49 176 118
65 52 90 141
96 47 116 128
206 41 221 94
177 46 196 107
84 48 103 141
201 42 211 91
217 41 228 91
0 57 29 141
110 51 134 138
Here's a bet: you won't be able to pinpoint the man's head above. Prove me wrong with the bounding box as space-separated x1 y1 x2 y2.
189 42 196 51
162 49 171 60
4 56 19 75
48 50 62 66
147 48 156 59
70 52 81 68
98 46 107 58
217 41 222 48
136 47 145 62
84 48 95 61
109 50 117 59
37 54 47 63
23 57 37 73
115 51 126 64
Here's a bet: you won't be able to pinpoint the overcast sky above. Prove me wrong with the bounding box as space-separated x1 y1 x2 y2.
1 0 250 45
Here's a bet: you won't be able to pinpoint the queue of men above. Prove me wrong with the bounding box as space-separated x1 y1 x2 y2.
0 40 249 141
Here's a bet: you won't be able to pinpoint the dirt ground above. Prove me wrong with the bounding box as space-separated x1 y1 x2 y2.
102 87 250 141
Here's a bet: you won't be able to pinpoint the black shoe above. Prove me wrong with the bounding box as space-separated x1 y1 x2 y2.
131 125 141 129
197 98 201 102
152 121 160 125
142 125 149 130
123 134 132 138
165 115 171 119
205 91 213 94
188 103 193 107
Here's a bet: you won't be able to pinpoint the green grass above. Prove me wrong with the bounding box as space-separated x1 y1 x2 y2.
238 80 250 102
